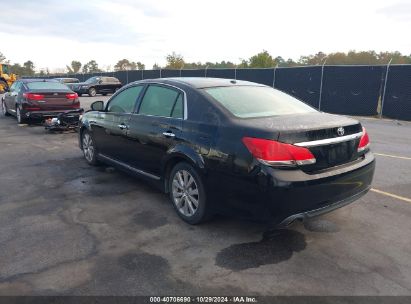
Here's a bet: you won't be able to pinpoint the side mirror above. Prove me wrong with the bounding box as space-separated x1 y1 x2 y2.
90 100 105 111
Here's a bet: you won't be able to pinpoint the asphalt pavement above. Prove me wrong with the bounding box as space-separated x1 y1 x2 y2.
0 94 410 295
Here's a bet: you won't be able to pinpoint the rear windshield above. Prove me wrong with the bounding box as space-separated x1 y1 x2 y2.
26 82 70 90
203 86 316 118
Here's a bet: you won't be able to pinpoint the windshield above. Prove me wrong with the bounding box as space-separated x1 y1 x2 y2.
85 77 99 84
26 81 70 90
203 86 316 118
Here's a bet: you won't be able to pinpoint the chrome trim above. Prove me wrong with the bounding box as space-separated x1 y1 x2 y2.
294 131 363 147
357 143 370 152
258 158 316 167
162 132 175 137
98 154 161 180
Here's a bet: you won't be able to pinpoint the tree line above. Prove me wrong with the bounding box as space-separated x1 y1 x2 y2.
1 50 411 76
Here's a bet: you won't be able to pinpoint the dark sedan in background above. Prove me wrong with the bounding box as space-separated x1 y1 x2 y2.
79 78 375 225
55 77 80 84
1 79 80 124
67 76 122 97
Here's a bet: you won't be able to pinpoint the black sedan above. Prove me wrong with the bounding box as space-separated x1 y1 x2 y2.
67 76 122 97
78 78 375 225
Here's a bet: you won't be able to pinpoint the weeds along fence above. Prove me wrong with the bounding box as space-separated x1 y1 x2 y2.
35 64 411 121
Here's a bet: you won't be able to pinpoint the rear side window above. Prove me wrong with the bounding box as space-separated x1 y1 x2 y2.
107 85 143 113
108 77 119 83
203 86 316 118
139 85 183 118
26 82 69 90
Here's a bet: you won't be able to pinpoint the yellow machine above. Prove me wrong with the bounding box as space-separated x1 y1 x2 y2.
0 64 17 93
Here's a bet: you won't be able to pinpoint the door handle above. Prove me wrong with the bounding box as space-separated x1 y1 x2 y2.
162 132 175 138
118 124 128 130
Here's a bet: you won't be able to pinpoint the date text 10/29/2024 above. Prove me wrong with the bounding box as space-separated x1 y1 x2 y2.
150 297 258 303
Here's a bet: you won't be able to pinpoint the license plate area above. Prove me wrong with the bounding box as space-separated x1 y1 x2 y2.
302 139 360 172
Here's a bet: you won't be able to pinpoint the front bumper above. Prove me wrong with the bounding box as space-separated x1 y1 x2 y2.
207 152 375 224
71 87 89 94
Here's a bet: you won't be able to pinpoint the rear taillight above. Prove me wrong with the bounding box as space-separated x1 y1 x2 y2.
358 127 370 152
242 137 316 167
23 93 44 101
66 93 78 99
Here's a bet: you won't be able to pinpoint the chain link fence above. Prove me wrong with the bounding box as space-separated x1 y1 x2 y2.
33 64 411 121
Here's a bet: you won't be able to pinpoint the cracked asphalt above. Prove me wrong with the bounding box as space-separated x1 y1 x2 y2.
0 94 411 296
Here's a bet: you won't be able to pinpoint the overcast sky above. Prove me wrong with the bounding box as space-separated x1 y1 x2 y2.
0 0 410 72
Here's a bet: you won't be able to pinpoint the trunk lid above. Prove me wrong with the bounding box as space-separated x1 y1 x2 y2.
238 112 363 172
27 90 78 110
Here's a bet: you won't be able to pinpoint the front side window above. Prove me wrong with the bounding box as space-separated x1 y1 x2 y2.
85 77 99 84
203 86 316 118
107 86 143 113
139 85 183 118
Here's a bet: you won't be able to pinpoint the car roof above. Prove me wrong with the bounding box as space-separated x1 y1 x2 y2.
140 77 266 89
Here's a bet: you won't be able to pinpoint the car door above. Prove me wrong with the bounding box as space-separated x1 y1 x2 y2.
99 77 112 94
126 84 185 176
93 77 103 94
4 81 22 114
90 85 144 161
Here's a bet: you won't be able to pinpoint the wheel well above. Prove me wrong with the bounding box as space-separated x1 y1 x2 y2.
163 156 194 193
79 127 87 148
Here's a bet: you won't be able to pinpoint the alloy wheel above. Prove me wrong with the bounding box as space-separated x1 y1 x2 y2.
172 170 200 217
82 133 95 162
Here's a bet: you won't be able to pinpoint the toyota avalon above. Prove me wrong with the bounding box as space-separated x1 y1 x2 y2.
78 78 375 225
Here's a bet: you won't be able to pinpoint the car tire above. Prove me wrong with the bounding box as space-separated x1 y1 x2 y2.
78 93 82 97
16 106 27 124
102 93 108 96
1 99 10 116
88 88 97 97
81 130 99 166
168 162 212 225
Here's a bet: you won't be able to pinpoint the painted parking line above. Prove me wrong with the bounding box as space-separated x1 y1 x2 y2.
371 188 411 204
374 153 411 160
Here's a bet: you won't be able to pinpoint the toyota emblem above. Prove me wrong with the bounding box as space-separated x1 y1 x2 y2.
337 127 345 136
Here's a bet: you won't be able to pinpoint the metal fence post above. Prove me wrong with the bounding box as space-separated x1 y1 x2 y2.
205 65 209 77
380 58 392 119
234 67 237 80
272 65 278 88
180 67 182 77
142 70 144 80
318 57 328 111
159 68 162 78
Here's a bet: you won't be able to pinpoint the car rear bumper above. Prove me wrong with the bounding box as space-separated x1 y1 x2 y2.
25 110 81 119
207 152 375 224
278 184 370 226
